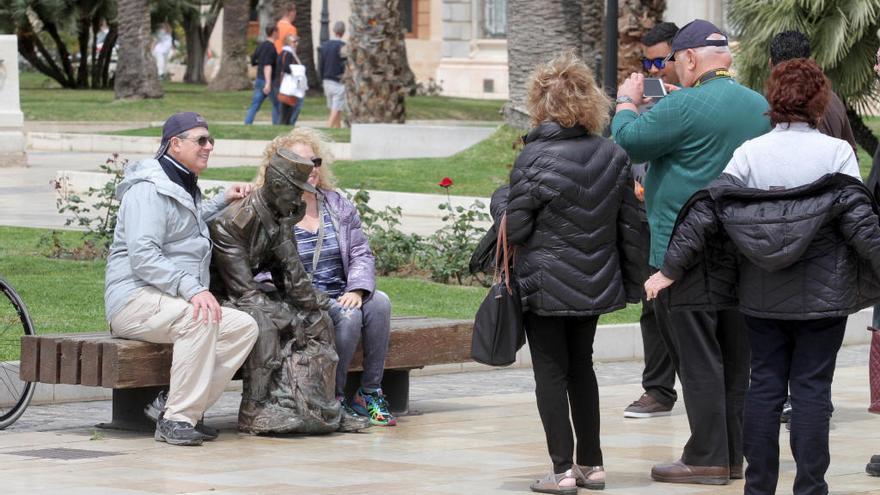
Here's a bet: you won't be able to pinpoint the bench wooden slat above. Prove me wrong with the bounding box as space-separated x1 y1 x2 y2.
350 319 473 370
102 339 172 388
38 337 63 383
80 340 106 387
19 335 40 382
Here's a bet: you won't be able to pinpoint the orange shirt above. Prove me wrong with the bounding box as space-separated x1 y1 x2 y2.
274 19 298 53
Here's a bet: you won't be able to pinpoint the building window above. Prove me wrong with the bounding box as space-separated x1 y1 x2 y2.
483 0 506 38
401 0 415 35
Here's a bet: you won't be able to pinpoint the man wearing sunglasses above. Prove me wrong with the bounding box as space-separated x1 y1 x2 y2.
612 20 771 485
641 22 680 88
105 112 259 446
623 21 680 423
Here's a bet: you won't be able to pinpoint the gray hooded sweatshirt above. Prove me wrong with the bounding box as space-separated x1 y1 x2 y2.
104 159 228 321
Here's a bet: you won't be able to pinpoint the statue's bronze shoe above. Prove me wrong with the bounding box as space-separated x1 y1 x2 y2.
238 400 304 434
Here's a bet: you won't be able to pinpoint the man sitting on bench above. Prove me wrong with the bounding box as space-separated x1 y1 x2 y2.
104 112 259 446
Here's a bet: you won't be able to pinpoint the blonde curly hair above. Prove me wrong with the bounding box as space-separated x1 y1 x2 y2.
254 127 337 190
527 50 611 133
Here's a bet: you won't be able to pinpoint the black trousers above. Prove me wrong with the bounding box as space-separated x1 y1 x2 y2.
525 312 603 473
654 296 750 467
742 316 846 495
641 297 677 405
637 221 677 405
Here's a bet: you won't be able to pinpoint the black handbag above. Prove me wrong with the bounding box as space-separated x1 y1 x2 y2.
471 213 525 366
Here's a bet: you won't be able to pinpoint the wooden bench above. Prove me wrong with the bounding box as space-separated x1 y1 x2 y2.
19 316 474 431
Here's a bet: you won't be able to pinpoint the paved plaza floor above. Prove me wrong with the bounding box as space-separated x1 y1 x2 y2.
1 348 878 494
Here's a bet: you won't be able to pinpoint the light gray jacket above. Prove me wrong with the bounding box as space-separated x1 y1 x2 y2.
104 159 228 321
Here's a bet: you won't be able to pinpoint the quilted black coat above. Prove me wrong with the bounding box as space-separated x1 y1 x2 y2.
503 122 642 316
661 173 880 319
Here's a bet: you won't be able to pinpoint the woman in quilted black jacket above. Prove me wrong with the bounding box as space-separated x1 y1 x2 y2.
504 51 642 494
645 59 880 495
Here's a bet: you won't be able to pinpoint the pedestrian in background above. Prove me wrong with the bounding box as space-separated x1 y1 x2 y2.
244 26 279 125
503 51 642 494
623 20 680 421
276 35 305 126
645 58 879 495
319 21 348 129
612 19 770 485
274 5 298 54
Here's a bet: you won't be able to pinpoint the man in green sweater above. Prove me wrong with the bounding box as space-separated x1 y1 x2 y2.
612 19 770 486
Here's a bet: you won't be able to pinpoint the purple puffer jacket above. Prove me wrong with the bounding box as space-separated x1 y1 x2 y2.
321 188 377 299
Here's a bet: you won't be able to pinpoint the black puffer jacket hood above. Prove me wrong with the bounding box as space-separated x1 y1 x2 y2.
502 122 642 316
662 173 880 319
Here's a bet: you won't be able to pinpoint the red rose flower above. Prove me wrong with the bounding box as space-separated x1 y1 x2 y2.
438 177 453 188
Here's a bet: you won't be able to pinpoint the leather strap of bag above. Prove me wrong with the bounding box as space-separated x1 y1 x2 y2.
494 212 515 294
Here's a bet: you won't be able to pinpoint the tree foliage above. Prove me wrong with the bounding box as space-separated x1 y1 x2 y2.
729 0 880 152
1 0 118 89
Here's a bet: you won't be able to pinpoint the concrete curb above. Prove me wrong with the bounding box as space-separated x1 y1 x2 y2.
27 132 352 160
3 308 873 407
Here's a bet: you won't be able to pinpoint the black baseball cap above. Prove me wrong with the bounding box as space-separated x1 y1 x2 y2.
155 112 209 158
670 19 728 54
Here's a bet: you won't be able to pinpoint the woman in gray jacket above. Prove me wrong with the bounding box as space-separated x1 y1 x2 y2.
256 128 395 427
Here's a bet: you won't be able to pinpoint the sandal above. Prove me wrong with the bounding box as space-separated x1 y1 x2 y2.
530 467 578 495
576 465 606 490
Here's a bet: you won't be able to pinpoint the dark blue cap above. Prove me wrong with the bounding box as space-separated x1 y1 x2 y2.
155 112 209 158
670 19 728 54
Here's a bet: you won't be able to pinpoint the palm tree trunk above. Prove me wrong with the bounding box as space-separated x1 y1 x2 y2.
581 0 604 72
183 0 221 84
114 0 163 99
504 0 594 129
846 104 879 156
208 3 252 91
345 0 407 123
618 0 665 83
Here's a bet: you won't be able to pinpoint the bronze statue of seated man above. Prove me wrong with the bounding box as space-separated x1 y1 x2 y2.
208 148 369 434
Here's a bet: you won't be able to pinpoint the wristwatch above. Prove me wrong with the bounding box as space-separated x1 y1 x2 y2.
615 95 635 105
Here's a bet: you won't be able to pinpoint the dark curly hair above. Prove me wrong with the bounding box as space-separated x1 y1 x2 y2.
769 31 811 66
766 58 829 128
643 22 679 47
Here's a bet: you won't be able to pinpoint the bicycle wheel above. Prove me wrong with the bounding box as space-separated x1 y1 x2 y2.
0 277 36 429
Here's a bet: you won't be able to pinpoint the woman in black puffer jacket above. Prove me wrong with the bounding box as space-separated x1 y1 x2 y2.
645 59 880 495
503 51 642 495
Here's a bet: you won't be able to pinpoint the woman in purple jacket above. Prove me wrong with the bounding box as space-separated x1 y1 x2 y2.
258 128 395 426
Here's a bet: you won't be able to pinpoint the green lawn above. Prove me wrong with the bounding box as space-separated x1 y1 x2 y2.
202 125 522 197
0 225 640 359
109 124 351 143
19 71 504 123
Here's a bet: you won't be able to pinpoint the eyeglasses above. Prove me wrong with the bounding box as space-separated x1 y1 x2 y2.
663 52 676 63
641 57 668 71
311 157 322 167
178 135 215 147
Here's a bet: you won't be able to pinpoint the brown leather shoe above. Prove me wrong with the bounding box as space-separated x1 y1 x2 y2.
651 460 729 485
729 464 743 479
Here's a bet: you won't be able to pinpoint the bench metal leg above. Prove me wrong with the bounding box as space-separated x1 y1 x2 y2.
344 369 411 415
97 386 167 432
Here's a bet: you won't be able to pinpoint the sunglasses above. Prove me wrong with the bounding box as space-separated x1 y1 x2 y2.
178 135 215 147
311 157 322 167
641 57 668 71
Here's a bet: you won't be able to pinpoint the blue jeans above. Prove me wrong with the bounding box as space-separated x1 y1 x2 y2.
243 78 279 125
329 290 391 397
742 315 846 495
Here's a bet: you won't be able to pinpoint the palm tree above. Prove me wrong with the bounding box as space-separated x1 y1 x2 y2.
728 0 880 154
208 2 252 91
114 0 164 99
504 0 605 129
618 0 666 82
345 0 407 123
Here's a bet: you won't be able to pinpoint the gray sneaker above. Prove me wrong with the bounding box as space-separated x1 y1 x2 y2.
624 393 673 418
154 417 203 446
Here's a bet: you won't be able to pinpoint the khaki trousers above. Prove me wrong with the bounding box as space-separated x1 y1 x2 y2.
110 287 258 425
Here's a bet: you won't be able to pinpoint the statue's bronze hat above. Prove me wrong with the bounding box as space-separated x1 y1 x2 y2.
267 148 317 194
